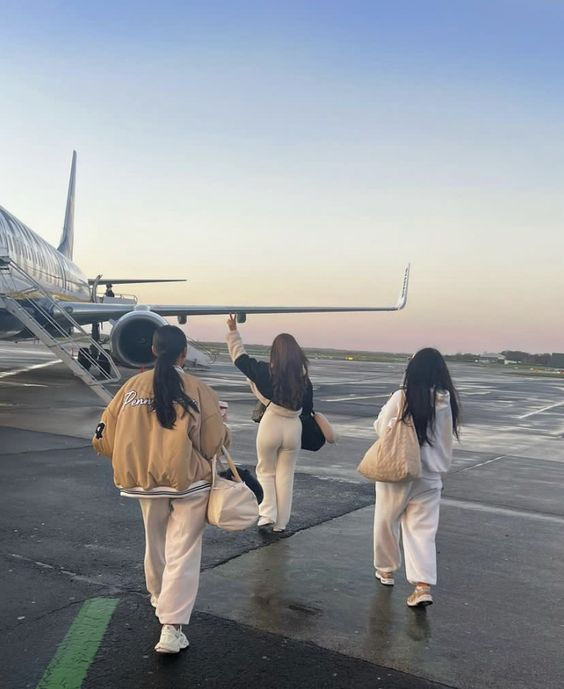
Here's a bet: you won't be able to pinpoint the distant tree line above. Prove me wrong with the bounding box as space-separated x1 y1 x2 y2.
446 351 564 368
501 351 564 367
444 353 478 362
202 342 564 367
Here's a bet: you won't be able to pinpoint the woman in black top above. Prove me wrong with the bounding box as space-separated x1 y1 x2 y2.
226 315 312 531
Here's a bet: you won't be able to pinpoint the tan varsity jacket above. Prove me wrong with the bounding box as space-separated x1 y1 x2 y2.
92 369 229 494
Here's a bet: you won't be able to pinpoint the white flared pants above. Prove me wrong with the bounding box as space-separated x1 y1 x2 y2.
373 475 442 585
139 490 208 625
256 404 301 530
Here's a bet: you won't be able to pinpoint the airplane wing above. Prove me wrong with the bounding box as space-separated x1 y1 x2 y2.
65 264 410 326
87 278 186 285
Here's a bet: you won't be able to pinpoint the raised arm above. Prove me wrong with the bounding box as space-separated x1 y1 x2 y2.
225 315 270 385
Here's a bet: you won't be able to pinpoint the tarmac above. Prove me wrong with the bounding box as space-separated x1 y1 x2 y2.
0 341 563 689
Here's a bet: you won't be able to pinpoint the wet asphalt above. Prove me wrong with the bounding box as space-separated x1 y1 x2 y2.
1 343 563 689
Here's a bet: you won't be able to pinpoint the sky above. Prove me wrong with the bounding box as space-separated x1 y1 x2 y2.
1 0 563 354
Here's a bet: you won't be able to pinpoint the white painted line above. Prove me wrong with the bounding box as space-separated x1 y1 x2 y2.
0 360 61 379
199 378 248 387
323 394 389 403
0 381 48 388
457 455 506 473
316 378 390 387
519 400 564 419
225 422 256 431
330 423 376 439
0 348 53 356
339 378 389 386
442 498 564 525
8 552 120 587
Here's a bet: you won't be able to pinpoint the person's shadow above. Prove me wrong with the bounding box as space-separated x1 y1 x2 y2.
366 581 432 664
406 605 431 642
367 583 396 651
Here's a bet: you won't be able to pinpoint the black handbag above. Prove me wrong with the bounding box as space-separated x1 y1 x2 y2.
219 465 264 504
300 412 326 452
251 400 270 423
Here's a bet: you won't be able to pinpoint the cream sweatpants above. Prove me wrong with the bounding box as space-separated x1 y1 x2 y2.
373 475 442 586
139 490 208 625
256 403 301 530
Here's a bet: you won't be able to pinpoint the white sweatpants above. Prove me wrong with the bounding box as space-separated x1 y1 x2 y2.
373 475 442 586
139 490 208 625
256 403 301 530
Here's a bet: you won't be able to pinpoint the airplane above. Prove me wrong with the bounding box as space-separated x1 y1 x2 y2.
0 152 410 395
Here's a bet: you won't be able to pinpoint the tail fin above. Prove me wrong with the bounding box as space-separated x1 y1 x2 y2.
57 150 76 259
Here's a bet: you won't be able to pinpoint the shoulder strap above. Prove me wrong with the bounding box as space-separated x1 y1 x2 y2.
220 445 242 482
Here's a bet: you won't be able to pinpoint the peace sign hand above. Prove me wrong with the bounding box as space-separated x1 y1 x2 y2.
227 314 238 332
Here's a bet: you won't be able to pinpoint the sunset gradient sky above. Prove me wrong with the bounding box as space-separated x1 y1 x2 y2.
1 1 563 353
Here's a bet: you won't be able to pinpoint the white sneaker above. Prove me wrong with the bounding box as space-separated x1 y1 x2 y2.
272 526 285 533
150 594 158 609
375 569 395 586
155 625 189 654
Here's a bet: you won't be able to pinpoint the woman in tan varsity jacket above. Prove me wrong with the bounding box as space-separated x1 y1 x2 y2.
93 325 229 654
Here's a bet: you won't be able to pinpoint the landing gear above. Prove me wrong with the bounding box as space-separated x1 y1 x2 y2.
79 348 112 376
90 322 114 377
90 321 100 349
77 347 92 371
78 322 113 376
78 322 101 371
97 353 112 377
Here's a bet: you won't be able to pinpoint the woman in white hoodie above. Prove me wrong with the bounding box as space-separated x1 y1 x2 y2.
373 348 460 607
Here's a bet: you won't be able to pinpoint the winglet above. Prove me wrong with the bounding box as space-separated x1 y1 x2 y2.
395 263 410 310
57 150 76 259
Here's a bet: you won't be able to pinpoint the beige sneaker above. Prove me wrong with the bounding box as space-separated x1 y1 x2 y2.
407 585 433 607
375 569 395 586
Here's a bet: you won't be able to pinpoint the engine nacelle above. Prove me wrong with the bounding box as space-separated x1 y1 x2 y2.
110 309 168 368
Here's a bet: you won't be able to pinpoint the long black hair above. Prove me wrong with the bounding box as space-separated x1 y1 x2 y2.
152 325 198 429
270 333 309 411
400 348 460 446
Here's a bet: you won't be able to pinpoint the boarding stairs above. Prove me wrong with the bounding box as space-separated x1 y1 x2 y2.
185 336 217 367
0 258 120 403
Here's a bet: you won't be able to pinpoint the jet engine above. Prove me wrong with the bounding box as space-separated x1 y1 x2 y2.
110 309 167 367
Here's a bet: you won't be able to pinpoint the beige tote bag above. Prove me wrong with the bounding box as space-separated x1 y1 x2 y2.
313 412 337 444
357 413 421 483
207 446 259 531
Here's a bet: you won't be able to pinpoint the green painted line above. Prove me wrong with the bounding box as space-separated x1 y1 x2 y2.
36 597 119 689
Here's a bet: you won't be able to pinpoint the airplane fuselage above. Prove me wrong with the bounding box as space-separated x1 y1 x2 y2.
0 206 90 300
0 206 90 337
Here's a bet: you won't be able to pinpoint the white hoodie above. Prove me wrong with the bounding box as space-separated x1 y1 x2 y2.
374 389 453 475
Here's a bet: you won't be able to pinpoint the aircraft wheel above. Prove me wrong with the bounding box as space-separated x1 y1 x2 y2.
97 353 112 377
77 348 92 370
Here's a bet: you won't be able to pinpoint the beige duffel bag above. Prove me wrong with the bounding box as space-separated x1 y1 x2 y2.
207 446 259 530
357 415 421 483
